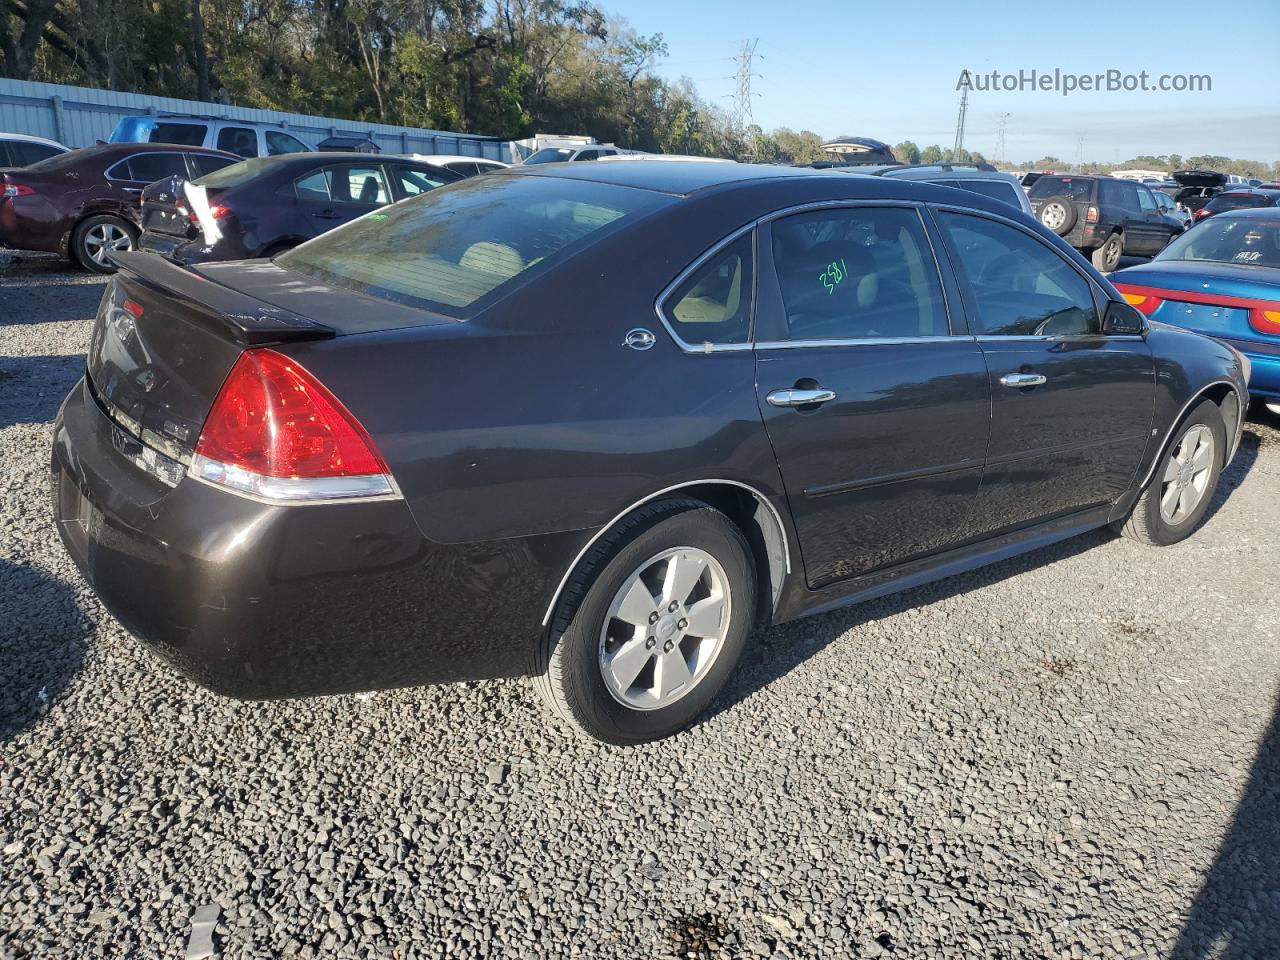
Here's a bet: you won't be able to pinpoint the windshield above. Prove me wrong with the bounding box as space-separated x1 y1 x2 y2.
194 156 278 188
1156 216 1280 268
524 148 575 164
276 173 671 316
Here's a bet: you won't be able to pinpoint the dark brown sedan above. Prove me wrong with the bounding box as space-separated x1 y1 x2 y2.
0 142 237 272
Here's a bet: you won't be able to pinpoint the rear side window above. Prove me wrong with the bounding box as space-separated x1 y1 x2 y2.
122 152 188 182
294 170 330 201
663 234 753 346
1028 176 1093 202
769 207 948 341
150 122 207 146
277 175 668 316
940 212 1098 337
955 179 1022 209
189 154 237 177
217 127 259 158
573 150 600 161
391 165 451 196
6 141 62 165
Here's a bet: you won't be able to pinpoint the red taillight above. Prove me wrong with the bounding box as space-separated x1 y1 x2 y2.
122 298 144 319
1194 208 1211 219
182 203 227 224
1249 308 1280 336
1 180 34 198
1085 206 1098 223
1118 290 1163 317
191 349 395 503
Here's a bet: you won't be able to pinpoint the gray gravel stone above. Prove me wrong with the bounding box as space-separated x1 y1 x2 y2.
3 257 1280 959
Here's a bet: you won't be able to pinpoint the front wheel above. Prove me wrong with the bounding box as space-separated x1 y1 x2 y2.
535 499 756 744
1091 233 1123 272
72 215 137 273
1113 399 1225 546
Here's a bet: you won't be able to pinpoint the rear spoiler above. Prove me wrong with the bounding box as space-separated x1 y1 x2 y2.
111 251 335 345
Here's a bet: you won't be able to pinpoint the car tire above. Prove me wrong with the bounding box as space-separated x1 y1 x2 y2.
1037 197 1076 236
535 498 757 744
1113 399 1226 546
72 215 138 274
1091 233 1123 272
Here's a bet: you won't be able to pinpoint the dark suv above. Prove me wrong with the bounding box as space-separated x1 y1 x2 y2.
1028 175 1183 270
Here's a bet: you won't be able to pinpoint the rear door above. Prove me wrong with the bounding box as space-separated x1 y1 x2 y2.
747 203 991 587
108 152 190 211
292 162 391 234
934 207 1154 533
1136 184 1174 253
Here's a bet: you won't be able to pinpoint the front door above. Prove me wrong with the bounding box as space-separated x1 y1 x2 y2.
934 208 1155 534
753 205 992 588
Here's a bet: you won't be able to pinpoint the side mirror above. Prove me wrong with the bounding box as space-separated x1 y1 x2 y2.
1103 300 1147 336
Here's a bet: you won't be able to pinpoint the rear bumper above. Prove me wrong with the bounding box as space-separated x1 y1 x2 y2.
52 378 571 699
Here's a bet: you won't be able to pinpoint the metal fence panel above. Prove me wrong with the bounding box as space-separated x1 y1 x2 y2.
0 78 514 161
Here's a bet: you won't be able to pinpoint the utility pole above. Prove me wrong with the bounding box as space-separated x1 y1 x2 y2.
732 39 761 161
952 86 969 158
996 112 1011 164
1076 135 1085 170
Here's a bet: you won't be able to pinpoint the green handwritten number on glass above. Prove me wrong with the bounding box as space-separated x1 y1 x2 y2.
819 258 849 295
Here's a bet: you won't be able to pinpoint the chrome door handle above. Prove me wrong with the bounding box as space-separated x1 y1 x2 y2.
999 372 1047 388
767 388 837 407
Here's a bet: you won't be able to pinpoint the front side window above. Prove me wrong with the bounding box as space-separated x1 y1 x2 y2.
123 152 188 183
330 165 389 205
573 150 600 162
217 126 259 158
266 131 309 156
663 234 753 346
769 207 948 341
940 212 1099 336
277 174 668 316
524 147 574 164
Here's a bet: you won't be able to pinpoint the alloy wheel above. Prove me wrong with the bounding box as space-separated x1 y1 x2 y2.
84 223 133 266
1159 423 1215 525
597 546 731 711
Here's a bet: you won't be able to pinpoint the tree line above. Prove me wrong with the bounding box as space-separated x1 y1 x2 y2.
2 1 1275 176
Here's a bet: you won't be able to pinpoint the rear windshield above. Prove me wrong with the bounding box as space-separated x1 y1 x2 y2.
953 178 1023 209
524 148 575 164
1206 193 1268 212
194 156 277 188
276 174 671 316
1028 176 1094 201
1156 217 1280 268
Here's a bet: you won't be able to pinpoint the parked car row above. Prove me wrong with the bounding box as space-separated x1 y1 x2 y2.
0 138 507 271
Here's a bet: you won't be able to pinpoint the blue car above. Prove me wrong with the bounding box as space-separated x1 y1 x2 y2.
1112 208 1280 414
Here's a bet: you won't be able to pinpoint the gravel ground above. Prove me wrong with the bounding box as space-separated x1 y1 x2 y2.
2 253 1279 960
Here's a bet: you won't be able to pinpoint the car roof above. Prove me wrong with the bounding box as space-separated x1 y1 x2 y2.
0 132 67 149
503 159 838 196
410 154 505 165
868 165 1017 182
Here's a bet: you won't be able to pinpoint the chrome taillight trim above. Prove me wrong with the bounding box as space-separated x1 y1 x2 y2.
188 454 402 506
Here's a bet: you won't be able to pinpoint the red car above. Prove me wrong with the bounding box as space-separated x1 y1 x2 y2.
0 142 237 272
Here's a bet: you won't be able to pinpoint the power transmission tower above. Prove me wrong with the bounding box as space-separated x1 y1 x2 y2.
732 39 761 160
996 112 1011 163
952 86 969 157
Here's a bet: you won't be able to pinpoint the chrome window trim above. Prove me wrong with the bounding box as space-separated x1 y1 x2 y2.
540 479 792 627
653 220 757 354
755 335 973 350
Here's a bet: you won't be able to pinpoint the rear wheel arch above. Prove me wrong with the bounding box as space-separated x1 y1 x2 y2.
541 480 791 634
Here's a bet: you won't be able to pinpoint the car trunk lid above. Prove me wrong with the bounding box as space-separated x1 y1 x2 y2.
1172 170 1227 189
86 252 335 469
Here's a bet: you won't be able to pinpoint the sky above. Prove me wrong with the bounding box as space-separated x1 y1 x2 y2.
613 0 1280 164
